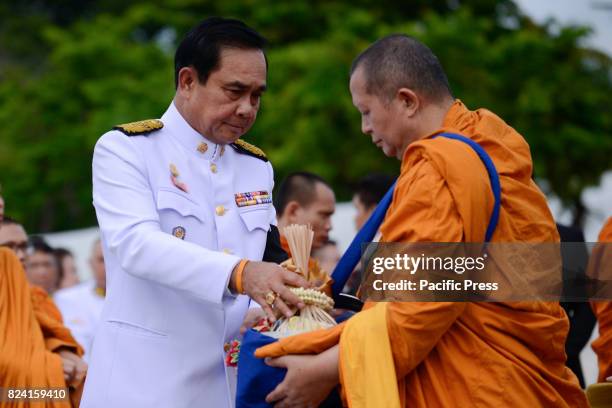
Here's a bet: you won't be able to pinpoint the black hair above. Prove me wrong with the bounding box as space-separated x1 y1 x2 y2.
1 215 21 226
274 172 332 215
351 34 452 103
29 236 54 254
354 173 395 209
174 16 267 88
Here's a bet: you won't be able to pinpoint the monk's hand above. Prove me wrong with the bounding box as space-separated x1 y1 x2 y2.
240 307 266 335
265 345 339 408
58 350 87 386
233 261 309 323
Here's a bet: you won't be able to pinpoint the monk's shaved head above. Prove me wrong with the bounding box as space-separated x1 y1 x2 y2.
350 34 452 104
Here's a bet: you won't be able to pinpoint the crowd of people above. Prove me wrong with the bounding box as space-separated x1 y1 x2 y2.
0 167 394 407
0 15 610 408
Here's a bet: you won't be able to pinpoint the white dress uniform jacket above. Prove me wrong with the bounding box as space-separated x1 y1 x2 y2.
54 280 105 362
81 102 287 408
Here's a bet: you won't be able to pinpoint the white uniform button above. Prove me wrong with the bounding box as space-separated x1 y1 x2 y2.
215 205 226 216
223 248 232 254
210 163 218 173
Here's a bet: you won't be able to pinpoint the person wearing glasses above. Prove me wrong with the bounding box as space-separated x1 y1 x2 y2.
0 216 88 405
0 216 30 267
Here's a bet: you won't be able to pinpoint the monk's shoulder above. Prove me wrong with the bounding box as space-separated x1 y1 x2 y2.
408 137 489 183
599 217 612 242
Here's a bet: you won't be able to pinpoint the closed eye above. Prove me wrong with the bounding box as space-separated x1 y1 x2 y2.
225 88 243 98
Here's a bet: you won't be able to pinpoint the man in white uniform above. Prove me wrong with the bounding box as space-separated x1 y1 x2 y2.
81 17 307 408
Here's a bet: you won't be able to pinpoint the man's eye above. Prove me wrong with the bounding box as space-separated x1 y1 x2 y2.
226 89 242 97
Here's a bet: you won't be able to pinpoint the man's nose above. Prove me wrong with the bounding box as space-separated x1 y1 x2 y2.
324 218 332 232
361 118 372 135
236 97 257 118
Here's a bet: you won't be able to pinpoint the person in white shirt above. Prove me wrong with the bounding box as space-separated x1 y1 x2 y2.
54 239 106 362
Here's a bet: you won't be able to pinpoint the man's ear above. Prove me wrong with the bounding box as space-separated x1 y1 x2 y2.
177 66 199 96
284 201 302 224
396 88 420 117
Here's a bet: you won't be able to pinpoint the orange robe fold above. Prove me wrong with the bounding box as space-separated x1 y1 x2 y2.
1 248 84 408
258 100 588 407
590 217 612 382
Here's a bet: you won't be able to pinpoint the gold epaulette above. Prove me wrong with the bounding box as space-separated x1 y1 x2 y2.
231 139 268 162
113 119 164 136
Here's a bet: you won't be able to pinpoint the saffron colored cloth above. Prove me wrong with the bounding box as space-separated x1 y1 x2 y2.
0 248 84 407
590 217 612 382
257 100 588 407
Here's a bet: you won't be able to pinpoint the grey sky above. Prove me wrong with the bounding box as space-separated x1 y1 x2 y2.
514 0 612 55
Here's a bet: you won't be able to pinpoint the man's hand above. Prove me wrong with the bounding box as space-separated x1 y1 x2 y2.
240 307 267 335
265 345 340 407
58 349 87 387
234 261 310 322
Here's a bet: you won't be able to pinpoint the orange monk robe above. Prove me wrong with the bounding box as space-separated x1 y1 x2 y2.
1 248 84 408
258 100 588 407
590 217 612 382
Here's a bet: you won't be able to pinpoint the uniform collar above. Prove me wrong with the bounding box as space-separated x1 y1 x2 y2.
161 101 224 161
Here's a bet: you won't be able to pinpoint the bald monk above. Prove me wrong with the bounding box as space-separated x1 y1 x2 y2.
255 34 588 407
0 248 86 407
590 217 612 382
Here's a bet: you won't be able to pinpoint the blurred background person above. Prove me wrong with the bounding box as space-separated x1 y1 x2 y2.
557 223 596 388
0 216 30 268
275 171 336 252
55 247 81 289
55 239 105 362
27 236 61 295
312 239 341 274
352 173 395 230
344 173 395 294
0 189 5 223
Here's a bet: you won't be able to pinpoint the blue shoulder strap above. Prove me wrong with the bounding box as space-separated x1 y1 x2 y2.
434 132 501 243
330 132 501 296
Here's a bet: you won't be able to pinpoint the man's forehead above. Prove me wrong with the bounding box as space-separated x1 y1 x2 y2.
215 48 267 86
0 224 27 243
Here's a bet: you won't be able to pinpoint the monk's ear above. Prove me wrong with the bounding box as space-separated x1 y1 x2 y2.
177 66 199 97
284 201 302 223
396 88 420 117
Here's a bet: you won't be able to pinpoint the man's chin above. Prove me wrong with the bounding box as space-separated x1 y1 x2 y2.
380 145 396 158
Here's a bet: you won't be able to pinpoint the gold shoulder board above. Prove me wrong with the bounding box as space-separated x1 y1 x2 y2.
113 119 164 136
231 139 268 162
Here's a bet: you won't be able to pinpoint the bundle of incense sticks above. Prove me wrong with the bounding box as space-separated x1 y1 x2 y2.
283 224 314 280
263 224 336 337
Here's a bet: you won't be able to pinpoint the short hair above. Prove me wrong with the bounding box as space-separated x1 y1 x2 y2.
274 172 332 215
54 247 73 259
29 236 54 254
174 17 267 88
350 34 452 103
354 173 396 209
1 216 22 227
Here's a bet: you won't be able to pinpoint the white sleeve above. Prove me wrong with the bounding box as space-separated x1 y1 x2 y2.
92 132 240 306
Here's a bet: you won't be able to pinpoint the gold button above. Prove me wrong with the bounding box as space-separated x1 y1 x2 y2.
210 163 218 173
223 248 232 254
169 163 179 177
197 142 208 153
215 205 226 216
